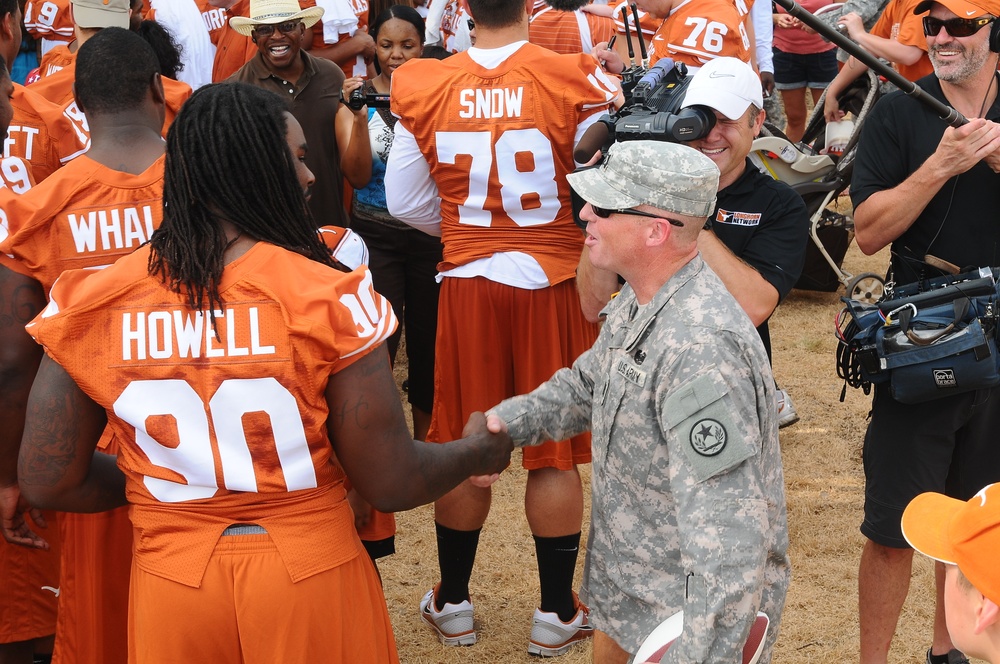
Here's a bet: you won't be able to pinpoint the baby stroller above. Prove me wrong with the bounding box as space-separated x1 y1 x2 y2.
750 68 885 303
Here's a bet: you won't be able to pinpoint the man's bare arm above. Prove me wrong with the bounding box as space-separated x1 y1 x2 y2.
0 265 48 547
855 119 1000 254
18 355 124 513
326 346 512 512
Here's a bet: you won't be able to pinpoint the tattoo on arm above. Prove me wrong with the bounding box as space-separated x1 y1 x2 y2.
19 384 83 490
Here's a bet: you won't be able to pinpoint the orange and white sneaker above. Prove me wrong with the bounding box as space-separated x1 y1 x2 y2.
527 595 595 656
419 585 476 646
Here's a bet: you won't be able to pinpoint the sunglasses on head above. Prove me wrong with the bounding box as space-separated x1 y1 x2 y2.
253 20 303 37
591 205 684 227
922 15 994 37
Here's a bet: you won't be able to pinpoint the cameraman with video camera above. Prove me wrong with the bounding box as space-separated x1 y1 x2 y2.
578 56 809 427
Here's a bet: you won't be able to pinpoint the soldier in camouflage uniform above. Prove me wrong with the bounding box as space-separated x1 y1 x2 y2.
487 141 791 664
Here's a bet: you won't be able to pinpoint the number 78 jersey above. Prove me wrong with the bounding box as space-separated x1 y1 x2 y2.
390 44 618 286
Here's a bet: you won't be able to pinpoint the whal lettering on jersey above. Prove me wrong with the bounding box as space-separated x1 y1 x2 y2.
121 304 281 362
68 203 156 253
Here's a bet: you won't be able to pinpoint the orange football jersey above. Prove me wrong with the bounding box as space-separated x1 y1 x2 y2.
24 0 73 43
649 0 753 68
0 154 164 293
391 44 618 285
28 243 398 586
211 0 258 82
529 5 616 55
10 83 88 183
29 56 192 138
612 0 660 47
36 43 74 79
196 0 231 45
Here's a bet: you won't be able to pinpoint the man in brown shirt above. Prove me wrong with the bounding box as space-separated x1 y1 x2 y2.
229 0 349 228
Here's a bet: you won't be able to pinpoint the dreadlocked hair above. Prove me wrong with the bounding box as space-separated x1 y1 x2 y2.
149 82 336 317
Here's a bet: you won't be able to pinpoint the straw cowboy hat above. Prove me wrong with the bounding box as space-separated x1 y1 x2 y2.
230 0 325 37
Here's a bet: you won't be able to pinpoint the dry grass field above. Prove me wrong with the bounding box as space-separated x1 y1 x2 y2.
376 224 982 663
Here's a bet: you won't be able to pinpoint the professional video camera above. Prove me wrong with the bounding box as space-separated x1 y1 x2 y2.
346 88 391 112
572 4 716 164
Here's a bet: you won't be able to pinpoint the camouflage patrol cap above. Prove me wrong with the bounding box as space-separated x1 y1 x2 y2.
567 141 720 218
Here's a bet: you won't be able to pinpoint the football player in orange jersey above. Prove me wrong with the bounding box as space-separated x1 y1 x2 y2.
17 81 513 664
1 28 168 664
0 49 60 664
385 0 620 654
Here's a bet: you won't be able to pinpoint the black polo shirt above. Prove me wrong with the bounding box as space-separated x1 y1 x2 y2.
851 74 1000 285
230 50 347 228
712 159 810 358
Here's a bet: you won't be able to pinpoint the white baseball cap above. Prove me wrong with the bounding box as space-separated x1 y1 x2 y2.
681 57 763 121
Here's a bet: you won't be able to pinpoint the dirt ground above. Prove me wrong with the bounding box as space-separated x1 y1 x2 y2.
376 225 986 663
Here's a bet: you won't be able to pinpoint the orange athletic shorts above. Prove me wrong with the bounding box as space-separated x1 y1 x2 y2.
0 511 60 644
52 507 132 664
428 277 596 470
128 533 399 664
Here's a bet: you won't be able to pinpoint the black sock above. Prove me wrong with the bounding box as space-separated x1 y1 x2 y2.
435 523 481 610
534 532 581 622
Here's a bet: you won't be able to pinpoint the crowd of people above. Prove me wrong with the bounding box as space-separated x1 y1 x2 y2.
0 0 999 662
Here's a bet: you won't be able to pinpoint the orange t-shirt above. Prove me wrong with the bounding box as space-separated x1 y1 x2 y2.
529 4 617 55
0 154 164 292
24 0 73 44
612 0 660 56
649 0 753 68
871 0 934 82
211 0 257 82
27 243 398 587
391 44 618 284
302 0 371 77
9 83 88 184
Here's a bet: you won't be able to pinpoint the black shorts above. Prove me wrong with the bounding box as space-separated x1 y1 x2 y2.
861 382 1000 547
773 47 838 90
349 215 443 414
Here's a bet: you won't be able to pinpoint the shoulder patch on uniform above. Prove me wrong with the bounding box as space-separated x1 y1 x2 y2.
689 418 727 456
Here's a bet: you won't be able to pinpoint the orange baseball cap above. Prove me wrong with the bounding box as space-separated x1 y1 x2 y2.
913 0 1000 17
902 483 1000 605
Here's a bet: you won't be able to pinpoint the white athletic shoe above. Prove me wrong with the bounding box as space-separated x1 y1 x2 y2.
776 388 800 429
527 596 594 657
419 585 476 646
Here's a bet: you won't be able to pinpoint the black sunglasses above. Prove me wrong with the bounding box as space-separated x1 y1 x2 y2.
592 205 684 227
467 18 475 31
922 15 994 37
253 20 303 37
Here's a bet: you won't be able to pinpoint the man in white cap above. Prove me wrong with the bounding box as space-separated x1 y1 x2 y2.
850 0 1000 659
903 484 1000 664
488 139 790 664
578 57 809 429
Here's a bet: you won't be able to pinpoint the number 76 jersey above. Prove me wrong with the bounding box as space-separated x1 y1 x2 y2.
390 43 618 286
650 0 753 69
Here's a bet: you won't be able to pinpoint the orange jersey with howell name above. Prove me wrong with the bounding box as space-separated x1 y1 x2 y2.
27 243 398 588
0 154 164 293
24 0 73 43
649 0 752 68
390 44 617 285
